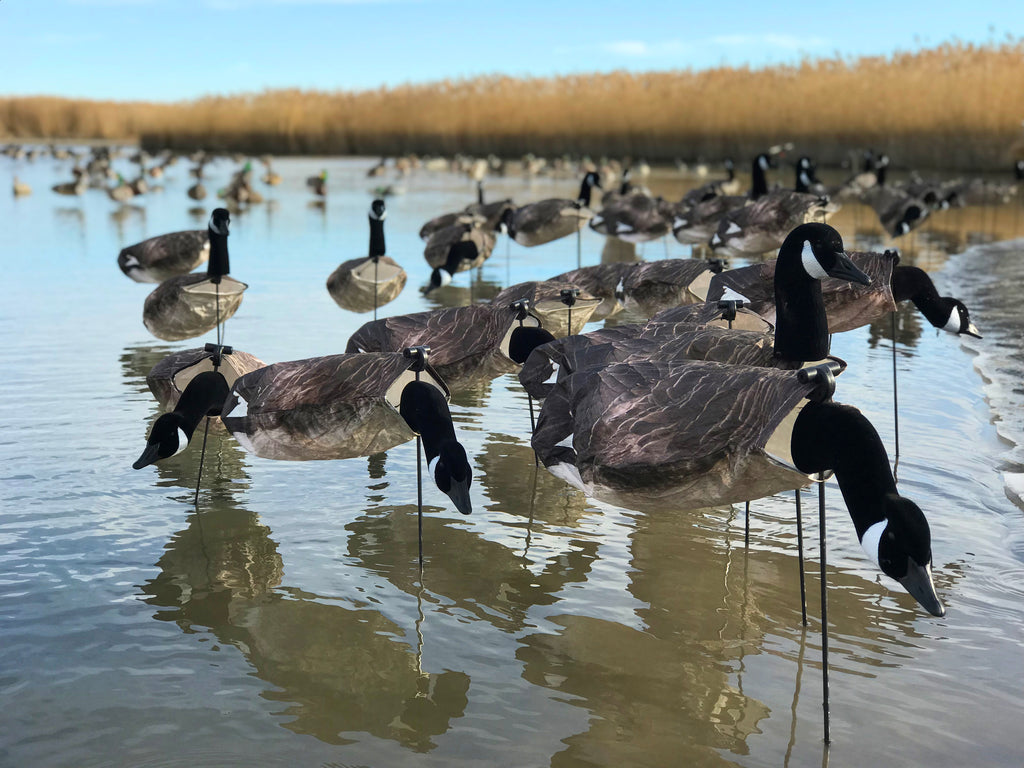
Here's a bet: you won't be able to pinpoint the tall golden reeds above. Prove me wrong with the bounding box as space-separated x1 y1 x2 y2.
2 40 1023 170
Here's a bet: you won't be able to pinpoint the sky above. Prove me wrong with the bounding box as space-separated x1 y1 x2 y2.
1 0 1021 102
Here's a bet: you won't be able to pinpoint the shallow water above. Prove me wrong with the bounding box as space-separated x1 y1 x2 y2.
2 152 1023 767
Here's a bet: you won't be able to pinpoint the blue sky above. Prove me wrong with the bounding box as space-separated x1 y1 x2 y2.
1 0 1020 101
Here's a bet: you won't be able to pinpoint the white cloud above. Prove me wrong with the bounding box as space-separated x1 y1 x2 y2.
712 33 829 50
600 39 689 58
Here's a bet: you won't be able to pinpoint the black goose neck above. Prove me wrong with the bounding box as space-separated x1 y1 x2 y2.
368 216 386 258
791 400 897 536
892 266 947 326
772 245 830 363
399 380 457 460
175 371 230 434
577 175 594 207
207 226 230 282
751 159 768 200
446 238 478 273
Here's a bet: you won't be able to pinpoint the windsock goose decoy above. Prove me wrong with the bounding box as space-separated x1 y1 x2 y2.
118 230 210 283
424 221 497 290
489 280 602 337
220 349 474 514
500 171 600 247
327 199 407 314
133 370 230 469
532 359 944 616
589 192 674 243
142 209 248 341
706 248 980 336
146 346 266 411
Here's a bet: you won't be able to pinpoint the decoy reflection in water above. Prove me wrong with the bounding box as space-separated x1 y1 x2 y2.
118 229 210 284
327 199 407 317
142 209 248 341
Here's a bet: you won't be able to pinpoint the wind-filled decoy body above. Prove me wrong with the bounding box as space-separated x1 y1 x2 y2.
327 199 407 313
118 230 210 283
500 171 600 247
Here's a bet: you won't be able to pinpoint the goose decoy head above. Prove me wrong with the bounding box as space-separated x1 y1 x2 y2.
425 267 452 292
782 223 870 285
132 413 188 469
1015 159 1024 181
894 204 926 236
756 153 773 171
208 207 230 236
861 494 945 617
940 298 981 338
369 198 387 220
431 441 472 515
498 206 516 236
508 326 556 364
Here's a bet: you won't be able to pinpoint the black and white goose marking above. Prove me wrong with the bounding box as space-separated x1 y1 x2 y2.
709 189 836 258
327 199 407 314
142 209 248 341
531 360 943 615
589 192 674 243
220 351 473 514
133 370 230 469
500 171 600 247
118 229 210 284
423 221 497 290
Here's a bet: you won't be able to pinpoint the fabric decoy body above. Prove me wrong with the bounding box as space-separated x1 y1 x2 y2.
118 230 210 284
423 221 497 290
489 280 602 337
589 190 674 243
327 199 408 313
521 223 866 399
142 209 248 341
220 350 473 514
346 301 556 390
500 171 600 247
146 346 266 411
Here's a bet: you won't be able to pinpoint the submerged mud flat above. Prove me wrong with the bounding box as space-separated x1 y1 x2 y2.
1 154 1023 767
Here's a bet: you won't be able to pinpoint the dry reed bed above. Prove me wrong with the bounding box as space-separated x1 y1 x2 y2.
2 41 1023 170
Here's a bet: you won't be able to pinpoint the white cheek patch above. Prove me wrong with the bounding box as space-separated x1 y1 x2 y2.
673 217 688 229
615 222 634 234
439 270 453 287
228 390 248 418
801 241 829 279
556 432 574 450
943 306 961 334
428 455 440 480
725 222 742 235
124 255 141 268
711 233 722 245
543 361 561 384
860 520 886 567
758 156 770 170
173 428 190 457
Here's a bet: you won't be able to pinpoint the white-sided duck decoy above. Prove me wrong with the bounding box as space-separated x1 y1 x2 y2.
346 301 555 389
499 171 600 247
423 221 497 290
706 248 980 336
327 199 407 314
489 280 602 337
532 359 943 615
142 209 248 341
118 230 210 283
521 223 868 399
220 349 473 514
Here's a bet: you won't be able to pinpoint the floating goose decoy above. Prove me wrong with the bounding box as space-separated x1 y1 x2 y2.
489 280 602 337
220 349 473 514
679 158 742 205
327 199 407 316
464 181 515 231
12 176 31 197
423 222 497 290
500 171 600 247
550 262 638 320
133 370 230 469
521 223 868 398
706 248 980 336
671 193 749 245
108 174 135 203
532 359 944 615
142 209 248 341
861 184 930 237
118 230 210 283
589 192 674 243
146 346 266 411
307 169 327 196
346 302 555 389
794 156 828 196
52 168 87 196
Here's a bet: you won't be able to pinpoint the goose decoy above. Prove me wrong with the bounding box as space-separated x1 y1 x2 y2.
499 171 600 247
108 174 135 203
589 192 674 243
12 176 31 197
794 156 828 196
423 222 497 290
118 230 210 283
532 359 943 615
327 199 407 315
346 302 555 389
51 168 87 196
678 158 742 205
861 184 930 237
307 169 327 196
220 349 473 514
489 280 602 337
133 370 231 469
671 193 749 245
550 262 638 320
146 346 266 411
709 184 836 259
464 181 515 232
521 223 869 398
706 248 980 336
259 155 281 186
142 209 248 341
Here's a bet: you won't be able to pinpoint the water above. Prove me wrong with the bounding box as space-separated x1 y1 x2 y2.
2 152 1023 767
